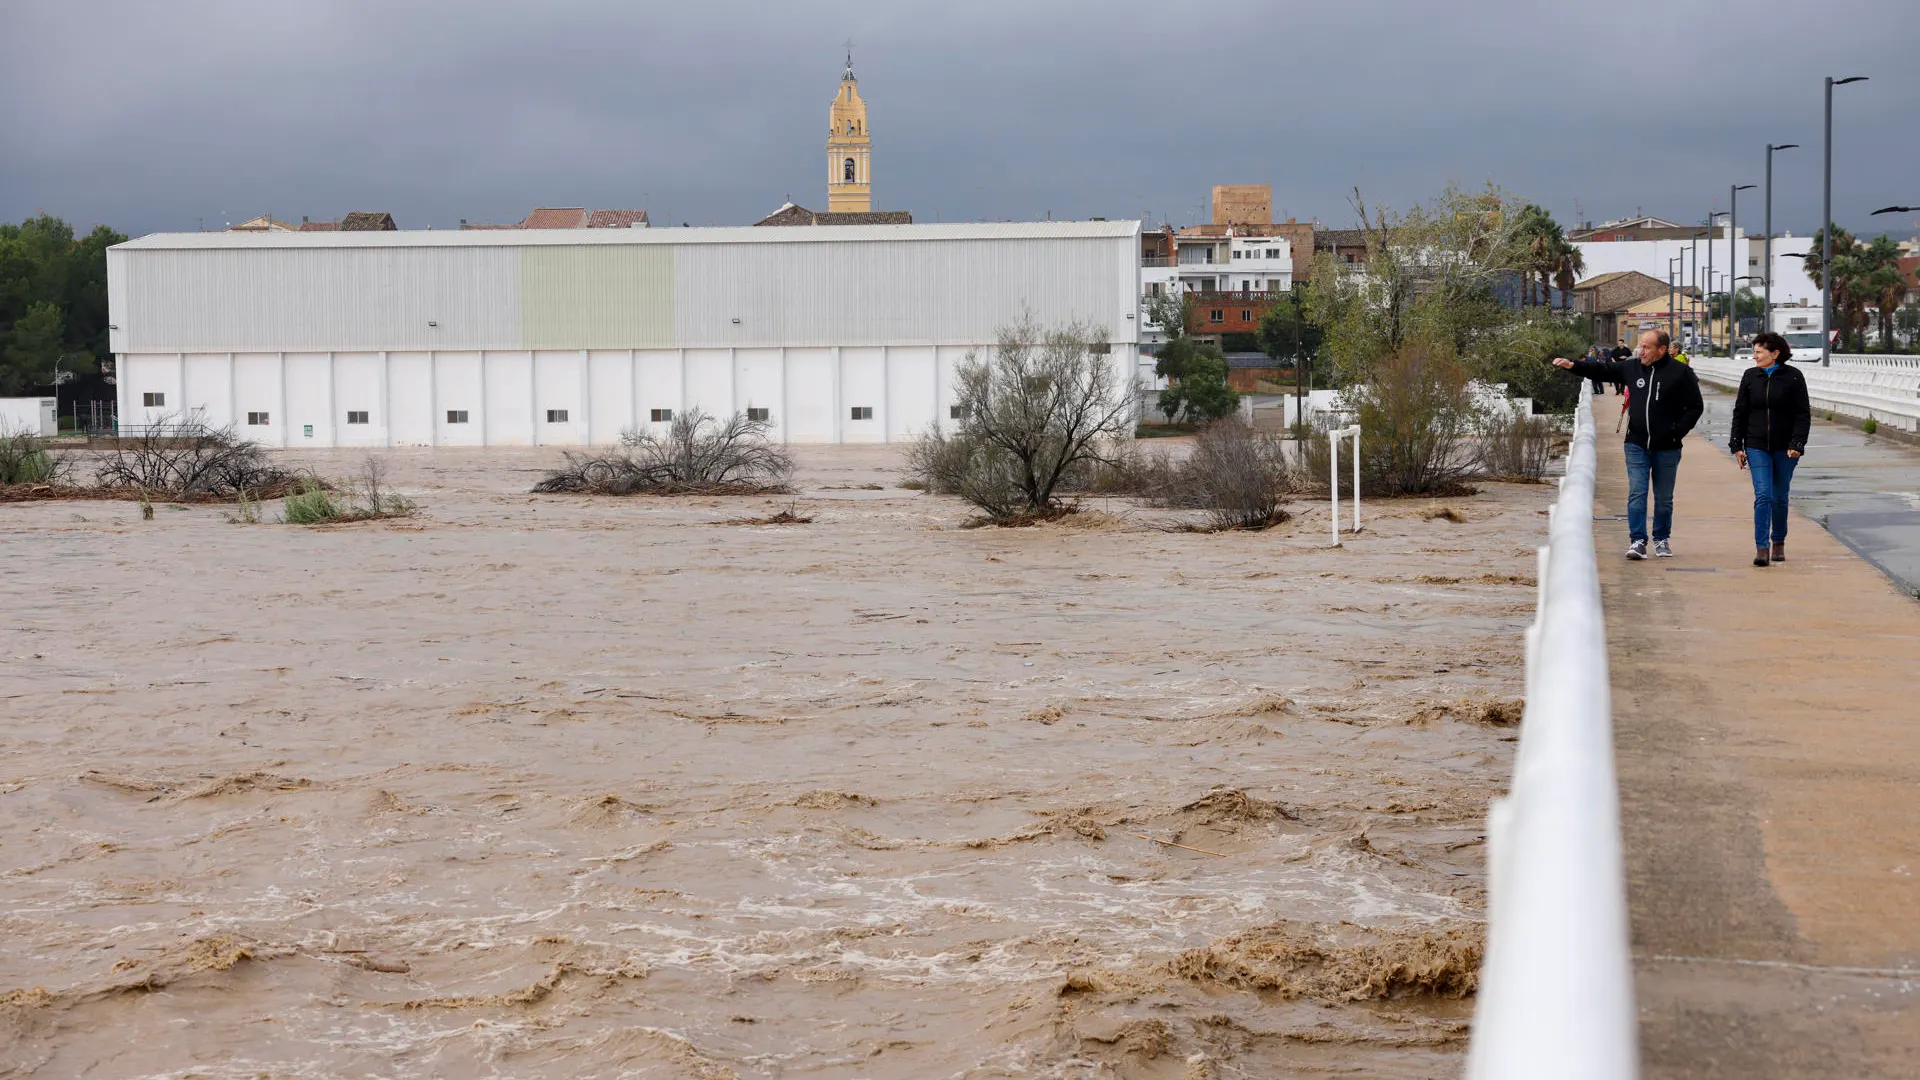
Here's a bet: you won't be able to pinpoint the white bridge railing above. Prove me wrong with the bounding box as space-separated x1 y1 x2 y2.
1466 384 1638 1079
1692 354 1920 434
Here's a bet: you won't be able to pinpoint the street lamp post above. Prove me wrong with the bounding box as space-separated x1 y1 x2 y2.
1765 142 1800 328
1668 256 1681 343
1730 184 1756 348
1823 76 1869 366
1707 212 1727 352
1688 230 1701 347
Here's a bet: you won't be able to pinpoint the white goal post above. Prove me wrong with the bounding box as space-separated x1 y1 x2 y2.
1329 424 1360 545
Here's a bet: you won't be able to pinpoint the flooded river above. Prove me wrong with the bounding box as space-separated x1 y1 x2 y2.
0 447 1543 1078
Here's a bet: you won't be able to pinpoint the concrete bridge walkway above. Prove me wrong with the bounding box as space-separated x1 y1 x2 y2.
1592 417 1920 1077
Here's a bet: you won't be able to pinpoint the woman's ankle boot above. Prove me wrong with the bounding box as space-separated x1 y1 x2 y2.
1771 542 1785 563
1754 546 1771 567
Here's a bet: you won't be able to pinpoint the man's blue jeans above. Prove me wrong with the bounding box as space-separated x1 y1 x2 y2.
1624 443 1682 543
1748 449 1799 547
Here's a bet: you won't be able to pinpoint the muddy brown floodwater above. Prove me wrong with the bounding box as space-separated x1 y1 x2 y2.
0 445 1547 1079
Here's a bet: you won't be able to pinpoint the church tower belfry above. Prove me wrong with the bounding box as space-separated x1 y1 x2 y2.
826 52 871 213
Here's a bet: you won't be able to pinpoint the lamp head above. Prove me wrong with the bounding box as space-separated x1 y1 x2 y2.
1870 205 1917 216
1834 76 1868 86
1769 143 1801 152
1734 184 1756 192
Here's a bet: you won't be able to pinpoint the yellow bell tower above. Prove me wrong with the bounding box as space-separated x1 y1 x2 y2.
826 52 871 213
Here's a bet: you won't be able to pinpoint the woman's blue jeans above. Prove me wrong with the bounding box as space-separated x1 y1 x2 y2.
1748 449 1799 547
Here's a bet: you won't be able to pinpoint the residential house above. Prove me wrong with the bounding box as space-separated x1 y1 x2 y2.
753 202 912 226
227 215 296 232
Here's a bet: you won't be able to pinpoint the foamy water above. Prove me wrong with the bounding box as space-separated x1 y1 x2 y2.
1 445 1540 1078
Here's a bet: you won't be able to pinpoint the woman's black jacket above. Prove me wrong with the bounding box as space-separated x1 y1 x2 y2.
1727 363 1812 454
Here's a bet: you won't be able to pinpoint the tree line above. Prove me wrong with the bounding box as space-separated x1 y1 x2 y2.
1804 226 1913 352
1 215 126 400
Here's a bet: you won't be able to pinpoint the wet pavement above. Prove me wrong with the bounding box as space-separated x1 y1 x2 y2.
1695 388 1920 597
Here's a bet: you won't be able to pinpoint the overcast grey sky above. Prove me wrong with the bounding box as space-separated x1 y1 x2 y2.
4 0 1916 240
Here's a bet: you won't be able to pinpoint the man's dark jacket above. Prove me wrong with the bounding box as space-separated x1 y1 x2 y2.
1727 362 1812 454
1565 354 1703 451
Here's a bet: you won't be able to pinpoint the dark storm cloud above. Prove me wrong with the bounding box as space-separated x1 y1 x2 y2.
4 0 1916 238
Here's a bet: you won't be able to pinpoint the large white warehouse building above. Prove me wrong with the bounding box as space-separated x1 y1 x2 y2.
107 222 1141 446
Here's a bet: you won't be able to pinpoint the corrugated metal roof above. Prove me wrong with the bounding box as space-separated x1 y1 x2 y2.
112 220 1142 251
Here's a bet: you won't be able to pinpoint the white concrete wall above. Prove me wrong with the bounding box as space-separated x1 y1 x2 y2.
0 397 57 436
1576 231 1745 296
115 344 1141 446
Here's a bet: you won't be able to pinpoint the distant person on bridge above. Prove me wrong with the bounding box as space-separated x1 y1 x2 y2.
1729 331 1812 567
1583 345 1608 397
1552 330 1704 560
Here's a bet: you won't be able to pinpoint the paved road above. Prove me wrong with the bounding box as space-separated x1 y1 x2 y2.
1588 422 1920 1078
1693 386 1920 596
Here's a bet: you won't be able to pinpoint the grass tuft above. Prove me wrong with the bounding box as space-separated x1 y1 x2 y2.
283 479 342 524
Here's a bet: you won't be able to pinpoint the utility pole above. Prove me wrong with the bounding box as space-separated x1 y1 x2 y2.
1764 143 1800 331
1823 76 1869 366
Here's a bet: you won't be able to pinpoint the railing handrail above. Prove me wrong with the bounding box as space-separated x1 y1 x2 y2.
1467 384 1639 1078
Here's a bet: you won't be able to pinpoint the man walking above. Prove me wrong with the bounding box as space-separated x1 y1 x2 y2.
1553 330 1704 559
1583 344 1608 397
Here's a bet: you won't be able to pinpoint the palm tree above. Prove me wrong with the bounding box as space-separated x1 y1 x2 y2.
1508 203 1564 308
1804 223 1859 344
1553 240 1586 313
1857 236 1907 349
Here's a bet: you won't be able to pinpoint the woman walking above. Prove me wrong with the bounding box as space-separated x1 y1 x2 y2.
1729 331 1812 567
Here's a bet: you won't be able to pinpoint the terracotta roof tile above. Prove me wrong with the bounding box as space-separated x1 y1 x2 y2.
521 207 588 229
586 209 649 228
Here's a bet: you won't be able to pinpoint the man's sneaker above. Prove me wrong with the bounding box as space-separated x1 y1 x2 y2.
1626 540 1648 560
1653 539 1674 558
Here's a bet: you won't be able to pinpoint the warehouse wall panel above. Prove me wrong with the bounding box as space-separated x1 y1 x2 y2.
533 350 586 446
885 346 936 442
121 354 185 431
434 352 484 447
113 247 522 352
521 246 674 350
387 353 434 446
332 352 384 447
484 351 535 447
840 347 886 444
783 348 836 443
284 353 333 447
733 347 785 441
232 353 282 442
681 348 733 419
182 353 231 429
587 350 635 443
635 350 683 430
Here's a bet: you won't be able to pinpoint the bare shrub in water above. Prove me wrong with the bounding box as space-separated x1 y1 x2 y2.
1476 407 1559 481
1154 418 1294 530
534 409 794 495
1340 347 1480 496
98 414 299 498
904 315 1134 522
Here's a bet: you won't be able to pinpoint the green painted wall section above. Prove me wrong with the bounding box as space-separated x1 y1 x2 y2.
520 245 674 348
